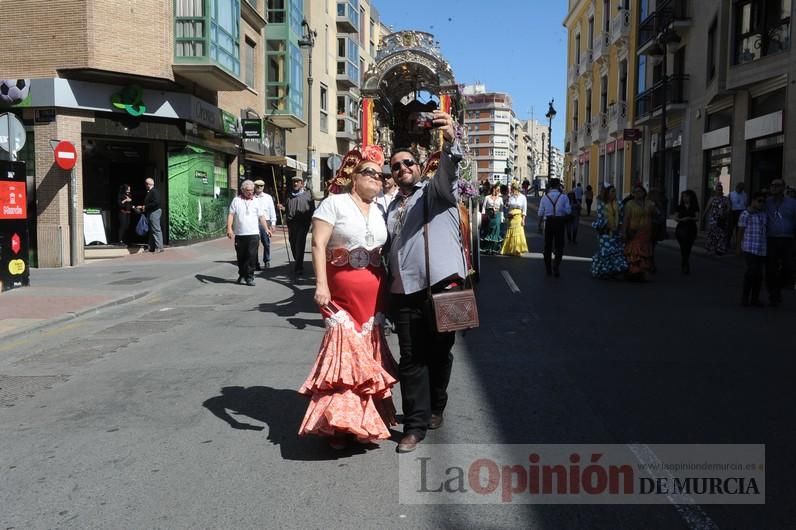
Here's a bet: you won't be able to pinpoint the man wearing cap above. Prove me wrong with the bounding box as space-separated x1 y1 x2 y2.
253 180 277 269
278 176 315 274
227 179 270 286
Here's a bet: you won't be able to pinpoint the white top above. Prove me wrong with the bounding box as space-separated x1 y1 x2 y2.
255 192 277 225
313 193 388 250
730 191 748 211
481 195 503 214
229 196 265 236
538 190 572 218
506 193 527 215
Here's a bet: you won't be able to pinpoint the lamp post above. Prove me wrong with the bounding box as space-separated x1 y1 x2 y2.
545 99 556 182
653 28 680 213
298 19 317 194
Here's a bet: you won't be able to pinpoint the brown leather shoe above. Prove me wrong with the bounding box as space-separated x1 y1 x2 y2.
428 414 444 430
397 433 421 453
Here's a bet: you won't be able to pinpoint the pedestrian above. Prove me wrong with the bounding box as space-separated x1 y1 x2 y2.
385 110 467 454
728 182 748 247
737 191 768 307
674 190 699 275
375 172 398 213
298 145 398 450
522 178 530 196
565 190 581 244
117 183 132 245
253 179 276 270
137 177 163 252
279 175 315 275
590 185 628 279
584 184 594 216
499 184 510 238
574 182 584 209
623 184 656 281
647 188 667 274
764 178 796 307
537 178 571 278
703 182 731 256
501 181 528 256
226 180 269 286
481 183 503 255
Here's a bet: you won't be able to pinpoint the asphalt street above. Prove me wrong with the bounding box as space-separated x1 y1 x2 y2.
0 214 792 529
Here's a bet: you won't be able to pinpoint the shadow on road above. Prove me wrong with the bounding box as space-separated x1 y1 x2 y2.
202 386 376 461
256 266 324 329
195 274 237 284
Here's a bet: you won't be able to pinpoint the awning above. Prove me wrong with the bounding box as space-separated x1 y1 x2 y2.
244 152 307 172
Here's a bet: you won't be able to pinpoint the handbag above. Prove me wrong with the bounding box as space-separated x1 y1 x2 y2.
423 196 479 333
135 214 149 236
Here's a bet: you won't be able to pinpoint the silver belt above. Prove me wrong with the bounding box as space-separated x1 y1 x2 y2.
326 247 383 269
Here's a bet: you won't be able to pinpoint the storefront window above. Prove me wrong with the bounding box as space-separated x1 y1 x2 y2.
704 146 732 206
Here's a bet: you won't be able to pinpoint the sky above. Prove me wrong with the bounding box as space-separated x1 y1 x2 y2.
373 0 569 147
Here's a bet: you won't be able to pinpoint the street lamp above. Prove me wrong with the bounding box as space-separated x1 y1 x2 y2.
545 100 556 181
650 27 681 213
298 19 317 194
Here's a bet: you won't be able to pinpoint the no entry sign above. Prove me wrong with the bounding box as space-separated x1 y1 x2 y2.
54 140 77 171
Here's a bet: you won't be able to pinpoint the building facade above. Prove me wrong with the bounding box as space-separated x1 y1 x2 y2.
284 0 386 197
0 0 306 267
564 0 637 198
633 0 794 212
462 85 516 184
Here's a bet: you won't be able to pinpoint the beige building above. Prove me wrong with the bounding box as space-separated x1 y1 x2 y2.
564 0 637 197
0 0 318 268
462 85 515 184
285 0 386 197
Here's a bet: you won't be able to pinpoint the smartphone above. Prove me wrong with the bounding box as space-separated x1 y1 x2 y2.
416 112 435 129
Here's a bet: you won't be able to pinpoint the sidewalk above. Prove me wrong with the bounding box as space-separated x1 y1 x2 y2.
0 228 291 340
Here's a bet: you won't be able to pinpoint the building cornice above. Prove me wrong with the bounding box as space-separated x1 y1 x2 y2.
563 0 590 28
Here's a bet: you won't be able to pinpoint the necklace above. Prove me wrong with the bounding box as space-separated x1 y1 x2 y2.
349 193 375 246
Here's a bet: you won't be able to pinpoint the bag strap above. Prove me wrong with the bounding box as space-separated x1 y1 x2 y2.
423 190 472 299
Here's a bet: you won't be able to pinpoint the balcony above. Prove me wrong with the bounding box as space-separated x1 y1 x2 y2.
567 130 579 154
635 75 689 122
591 112 608 144
173 14 246 91
610 8 632 46
336 1 359 33
568 64 578 87
578 122 592 150
607 101 628 137
592 32 610 63
578 51 593 77
638 0 690 54
336 116 358 141
336 60 360 88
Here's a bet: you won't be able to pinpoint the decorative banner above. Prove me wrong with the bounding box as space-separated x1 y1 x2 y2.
361 98 374 147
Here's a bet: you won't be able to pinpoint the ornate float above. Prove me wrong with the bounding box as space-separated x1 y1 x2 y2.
359 30 481 280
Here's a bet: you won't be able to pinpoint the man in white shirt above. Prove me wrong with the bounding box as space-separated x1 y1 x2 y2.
537 178 572 277
227 180 270 286
253 179 277 269
729 182 748 246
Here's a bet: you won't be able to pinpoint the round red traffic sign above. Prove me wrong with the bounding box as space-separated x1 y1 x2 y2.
54 141 77 171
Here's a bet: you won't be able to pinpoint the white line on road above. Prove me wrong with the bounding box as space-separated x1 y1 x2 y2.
500 270 521 294
627 443 720 530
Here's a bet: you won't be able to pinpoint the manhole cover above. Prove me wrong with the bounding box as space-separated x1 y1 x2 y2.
0 375 69 406
106 277 155 285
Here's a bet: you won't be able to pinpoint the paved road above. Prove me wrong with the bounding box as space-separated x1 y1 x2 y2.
0 215 791 528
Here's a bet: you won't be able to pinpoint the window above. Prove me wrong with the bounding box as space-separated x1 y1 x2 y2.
603 0 611 32
734 0 792 64
619 60 628 102
575 33 581 64
360 7 366 45
245 38 256 87
320 84 328 132
209 0 241 76
267 40 287 110
586 89 592 121
588 17 594 48
288 0 303 35
600 75 608 113
637 54 647 94
708 18 718 82
267 0 285 23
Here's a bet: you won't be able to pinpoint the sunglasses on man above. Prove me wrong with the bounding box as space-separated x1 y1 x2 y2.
391 159 418 172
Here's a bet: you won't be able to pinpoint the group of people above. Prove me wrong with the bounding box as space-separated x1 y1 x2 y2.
480 181 528 256
291 111 467 453
116 178 163 253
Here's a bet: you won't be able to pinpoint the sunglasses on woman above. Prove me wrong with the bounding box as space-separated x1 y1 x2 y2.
391 159 417 172
358 168 383 179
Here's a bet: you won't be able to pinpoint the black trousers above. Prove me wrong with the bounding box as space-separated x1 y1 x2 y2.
766 237 795 303
234 234 259 280
543 217 567 272
742 252 765 304
392 291 455 439
675 222 697 268
288 222 310 271
118 212 130 244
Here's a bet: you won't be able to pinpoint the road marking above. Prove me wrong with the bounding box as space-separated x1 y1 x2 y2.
627 443 720 530
500 270 521 293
